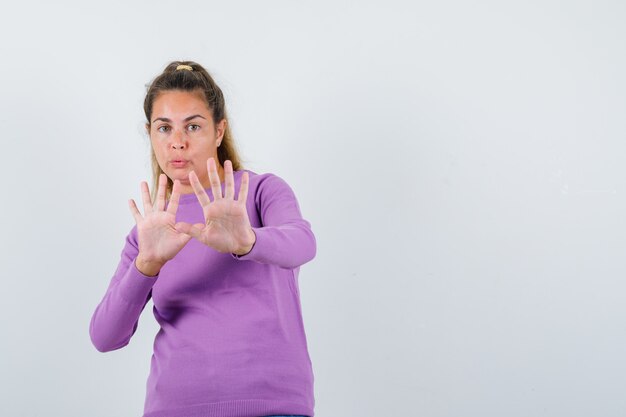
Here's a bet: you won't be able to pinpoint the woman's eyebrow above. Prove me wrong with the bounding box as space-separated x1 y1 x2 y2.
152 114 207 123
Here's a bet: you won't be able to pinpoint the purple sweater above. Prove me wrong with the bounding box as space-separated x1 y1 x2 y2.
90 170 316 417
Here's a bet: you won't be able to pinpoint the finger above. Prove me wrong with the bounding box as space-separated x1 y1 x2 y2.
174 221 206 240
237 171 249 205
166 179 182 215
224 160 235 199
189 170 212 206
208 157 223 200
128 199 143 223
177 232 193 245
156 173 167 211
140 181 153 214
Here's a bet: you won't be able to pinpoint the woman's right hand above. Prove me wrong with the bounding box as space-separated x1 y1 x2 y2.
128 173 192 276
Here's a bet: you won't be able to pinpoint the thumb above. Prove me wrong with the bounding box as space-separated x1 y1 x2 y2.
175 222 205 240
178 231 193 245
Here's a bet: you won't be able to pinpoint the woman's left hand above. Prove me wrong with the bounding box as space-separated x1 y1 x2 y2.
174 158 256 255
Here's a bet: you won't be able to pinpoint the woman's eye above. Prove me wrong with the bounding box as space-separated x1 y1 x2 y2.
157 125 170 133
187 124 200 132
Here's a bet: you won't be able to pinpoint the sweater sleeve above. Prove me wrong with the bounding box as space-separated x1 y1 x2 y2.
89 226 158 353
232 174 316 269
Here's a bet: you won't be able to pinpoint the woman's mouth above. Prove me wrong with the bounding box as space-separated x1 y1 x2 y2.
170 160 189 168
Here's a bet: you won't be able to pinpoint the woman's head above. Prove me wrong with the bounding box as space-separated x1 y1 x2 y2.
144 61 242 197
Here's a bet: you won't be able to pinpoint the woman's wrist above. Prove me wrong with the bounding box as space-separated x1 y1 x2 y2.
233 229 256 256
135 255 165 277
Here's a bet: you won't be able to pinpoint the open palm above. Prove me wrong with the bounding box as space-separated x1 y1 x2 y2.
129 174 192 268
174 158 256 255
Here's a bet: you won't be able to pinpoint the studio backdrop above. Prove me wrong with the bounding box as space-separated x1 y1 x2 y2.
1 1 625 416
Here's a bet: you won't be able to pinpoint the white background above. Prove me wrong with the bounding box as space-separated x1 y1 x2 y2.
1 1 625 416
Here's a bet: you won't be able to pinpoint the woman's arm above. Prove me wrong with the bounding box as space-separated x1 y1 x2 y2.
89 227 158 352
232 173 316 269
174 159 316 269
90 176 190 352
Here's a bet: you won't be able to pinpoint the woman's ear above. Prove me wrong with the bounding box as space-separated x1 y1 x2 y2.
216 119 226 141
145 123 151 135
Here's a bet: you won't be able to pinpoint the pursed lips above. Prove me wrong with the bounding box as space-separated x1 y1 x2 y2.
170 159 189 167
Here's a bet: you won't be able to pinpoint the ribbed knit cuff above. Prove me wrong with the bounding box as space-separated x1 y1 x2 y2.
117 259 159 304
231 227 275 263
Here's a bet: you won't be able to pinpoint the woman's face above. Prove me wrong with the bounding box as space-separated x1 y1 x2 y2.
148 90 225 194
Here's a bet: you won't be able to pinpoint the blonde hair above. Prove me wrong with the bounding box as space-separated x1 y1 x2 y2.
143 60 242 199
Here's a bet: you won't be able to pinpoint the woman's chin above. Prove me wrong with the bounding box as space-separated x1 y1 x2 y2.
166 172 192 184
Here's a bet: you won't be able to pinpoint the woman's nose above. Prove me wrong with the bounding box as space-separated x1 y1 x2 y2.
171 130 186 150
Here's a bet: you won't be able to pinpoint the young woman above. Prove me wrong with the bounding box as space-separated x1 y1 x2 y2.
90 61 316 417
